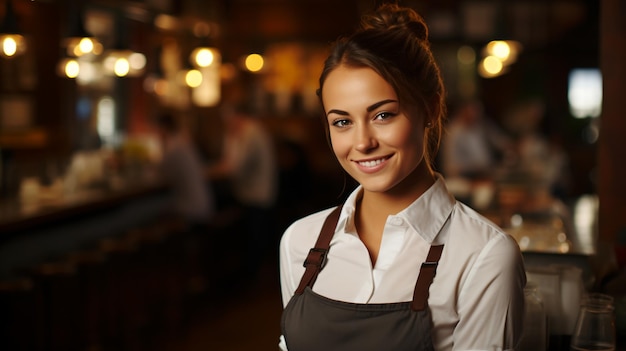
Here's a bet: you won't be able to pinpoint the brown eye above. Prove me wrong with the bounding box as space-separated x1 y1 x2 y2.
332 119 351 128
374 112 395 120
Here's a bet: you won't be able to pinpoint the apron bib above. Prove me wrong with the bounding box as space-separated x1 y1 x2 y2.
281 206 445 351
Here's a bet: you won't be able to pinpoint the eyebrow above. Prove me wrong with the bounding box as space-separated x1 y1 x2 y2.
326 99 398 116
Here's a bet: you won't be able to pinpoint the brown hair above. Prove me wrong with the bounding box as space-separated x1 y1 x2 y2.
317 3 446 172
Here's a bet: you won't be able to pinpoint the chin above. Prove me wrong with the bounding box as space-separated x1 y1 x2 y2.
357 179 399 193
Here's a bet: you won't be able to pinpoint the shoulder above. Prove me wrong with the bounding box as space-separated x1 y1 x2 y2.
446 202 523 264
432 204 526 351
440 202 526 298
279 207 338 256
450 202 509 239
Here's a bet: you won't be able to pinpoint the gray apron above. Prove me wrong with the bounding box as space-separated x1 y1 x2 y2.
281 206 445 351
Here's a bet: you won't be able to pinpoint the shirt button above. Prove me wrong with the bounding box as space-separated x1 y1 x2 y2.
390 217 403 225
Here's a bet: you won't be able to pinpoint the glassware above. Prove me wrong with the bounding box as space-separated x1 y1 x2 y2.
518 281 548 351
570 293 616 351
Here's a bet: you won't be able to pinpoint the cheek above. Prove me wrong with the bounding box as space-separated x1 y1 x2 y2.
391 127 426 160
330 132 349 157
382 125 418 148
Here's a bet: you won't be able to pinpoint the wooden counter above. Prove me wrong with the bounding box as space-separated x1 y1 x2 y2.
0 178 170 278
0 178 168 238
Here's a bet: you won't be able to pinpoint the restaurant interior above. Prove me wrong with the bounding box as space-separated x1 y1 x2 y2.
0 0 625 350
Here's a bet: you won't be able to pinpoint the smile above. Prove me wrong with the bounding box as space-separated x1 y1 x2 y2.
356 156 390 168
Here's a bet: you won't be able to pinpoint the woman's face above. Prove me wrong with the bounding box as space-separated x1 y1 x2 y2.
322 65 429 195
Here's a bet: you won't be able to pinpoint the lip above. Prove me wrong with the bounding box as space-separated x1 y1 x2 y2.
353 155 391 174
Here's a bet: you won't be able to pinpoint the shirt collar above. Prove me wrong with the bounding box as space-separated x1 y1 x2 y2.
338 174 456 244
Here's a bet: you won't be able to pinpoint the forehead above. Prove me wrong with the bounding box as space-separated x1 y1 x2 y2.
322 66 397 108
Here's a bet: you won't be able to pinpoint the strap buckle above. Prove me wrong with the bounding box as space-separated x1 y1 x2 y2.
421 261 439 273
303 248 328 269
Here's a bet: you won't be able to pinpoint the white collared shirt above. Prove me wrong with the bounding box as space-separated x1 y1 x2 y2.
279 176 526 351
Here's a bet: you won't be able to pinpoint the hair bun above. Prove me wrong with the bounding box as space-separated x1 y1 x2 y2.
360 3 429 42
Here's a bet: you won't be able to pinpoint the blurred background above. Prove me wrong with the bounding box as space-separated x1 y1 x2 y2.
0 0 624 350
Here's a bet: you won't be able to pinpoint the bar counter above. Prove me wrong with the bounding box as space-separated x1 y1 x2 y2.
0 175 215 351
0 176 171 278
479 191 599 284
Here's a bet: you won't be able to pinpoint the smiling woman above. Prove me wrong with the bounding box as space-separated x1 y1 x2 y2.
322 66 429 205
278 3 526 351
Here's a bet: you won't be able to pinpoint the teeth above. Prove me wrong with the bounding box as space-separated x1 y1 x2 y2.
359 158 385 167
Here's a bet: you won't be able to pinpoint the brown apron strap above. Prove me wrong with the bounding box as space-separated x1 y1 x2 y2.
295 205 343 295
411 244 444 311
294 205 447 309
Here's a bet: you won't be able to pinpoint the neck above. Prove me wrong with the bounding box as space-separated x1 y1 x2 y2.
360 163 436 216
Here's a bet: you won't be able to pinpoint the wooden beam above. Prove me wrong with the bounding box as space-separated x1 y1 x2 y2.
598 0 626 251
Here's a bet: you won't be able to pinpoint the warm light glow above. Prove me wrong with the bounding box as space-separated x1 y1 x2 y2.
92 42 103 55
154 14 179 31
245 54 264 72
478 40 522 78
58 59 100 84
144 75 170 96
114 58 130 77
479 56 503 78
1 34 25 58
71 45 82 57
483 40 521 66
78 37 94 55
3 37 17 56
154 79 169 96
192 66 221 107
64 59 80 78
103 50 144 77
489 41 510 60
193 48 215 67
185 69 203 87
129 52 146 70
483 56 502 74
65 37 102 57
75 61 101 85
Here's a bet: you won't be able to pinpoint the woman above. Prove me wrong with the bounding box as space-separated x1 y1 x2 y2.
279 4 526 351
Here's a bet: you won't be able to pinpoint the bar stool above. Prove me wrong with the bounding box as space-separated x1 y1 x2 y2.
29 258 81 351
65 248 108 351
131 219 188 342
0 276 43 351
97 233 144 350
107 218 187 349
123 226 170 343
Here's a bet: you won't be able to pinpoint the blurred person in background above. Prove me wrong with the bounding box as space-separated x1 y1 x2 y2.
209 101 279 280
508 98 571 202
278 4 526 351
485 97 573 218
155 112 215 230
442 99 513 181
441 99 514 209
155 112 216 298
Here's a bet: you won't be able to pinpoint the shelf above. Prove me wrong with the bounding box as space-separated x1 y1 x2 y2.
0 128 47 149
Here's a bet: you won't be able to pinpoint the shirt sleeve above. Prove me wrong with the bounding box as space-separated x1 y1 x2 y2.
453 233 526 350
278 227 294 351
279 335 288 350
279 224 297 308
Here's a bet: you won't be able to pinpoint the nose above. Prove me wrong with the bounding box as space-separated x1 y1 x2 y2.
354 124 378 152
